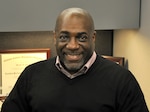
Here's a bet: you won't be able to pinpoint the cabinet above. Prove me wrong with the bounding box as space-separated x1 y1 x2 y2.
0 0 140 31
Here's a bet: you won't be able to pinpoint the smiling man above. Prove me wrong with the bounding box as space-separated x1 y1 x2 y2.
2 8 149 112
54 8 96 76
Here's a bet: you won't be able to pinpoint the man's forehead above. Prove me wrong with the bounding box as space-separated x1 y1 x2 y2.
59 31 88 35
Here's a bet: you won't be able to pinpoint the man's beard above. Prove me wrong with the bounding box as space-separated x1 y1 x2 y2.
63 59 84 73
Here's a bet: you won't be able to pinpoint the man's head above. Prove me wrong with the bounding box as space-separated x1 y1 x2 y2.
54 7 96 74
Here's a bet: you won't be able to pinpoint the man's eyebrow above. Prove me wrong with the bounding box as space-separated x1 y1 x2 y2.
60 31 69 34
77 32 88 35
59 31 87 35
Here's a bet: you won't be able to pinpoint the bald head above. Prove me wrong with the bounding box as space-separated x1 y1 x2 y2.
54 8 95 33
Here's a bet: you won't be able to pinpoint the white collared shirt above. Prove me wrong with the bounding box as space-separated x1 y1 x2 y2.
55 51 97 79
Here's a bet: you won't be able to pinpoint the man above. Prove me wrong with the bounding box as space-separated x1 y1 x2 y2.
1 7 149 112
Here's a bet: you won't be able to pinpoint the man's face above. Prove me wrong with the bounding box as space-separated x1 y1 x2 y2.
54 16 96 73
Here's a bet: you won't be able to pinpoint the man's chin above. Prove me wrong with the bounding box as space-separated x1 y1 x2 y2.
64 62 83 73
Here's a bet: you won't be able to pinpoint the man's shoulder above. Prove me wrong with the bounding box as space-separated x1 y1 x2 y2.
25 57 56 70
94 55 131 76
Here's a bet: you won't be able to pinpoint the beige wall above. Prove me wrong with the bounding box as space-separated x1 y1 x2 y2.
114 30 150 109
113 1 150 110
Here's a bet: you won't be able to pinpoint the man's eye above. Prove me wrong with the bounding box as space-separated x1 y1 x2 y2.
78 35 88 42
59 35 69 41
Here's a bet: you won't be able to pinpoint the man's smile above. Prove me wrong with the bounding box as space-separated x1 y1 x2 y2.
64 53 83 62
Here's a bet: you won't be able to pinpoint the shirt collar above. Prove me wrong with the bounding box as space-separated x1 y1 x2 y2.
55 51 97 79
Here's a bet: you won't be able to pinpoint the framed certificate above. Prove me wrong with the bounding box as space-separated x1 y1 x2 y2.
0 48 50 96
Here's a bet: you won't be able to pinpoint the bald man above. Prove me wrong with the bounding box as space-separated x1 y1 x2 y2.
2 8 149 112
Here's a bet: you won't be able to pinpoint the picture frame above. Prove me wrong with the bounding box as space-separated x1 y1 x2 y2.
0 48 50 97
102 55 124 66
0 95 7 102
0 48 50 59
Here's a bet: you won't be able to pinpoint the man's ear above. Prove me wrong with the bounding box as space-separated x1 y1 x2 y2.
53 31 56 45
92 31 96 42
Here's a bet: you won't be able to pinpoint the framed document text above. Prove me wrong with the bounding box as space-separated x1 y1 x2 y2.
0 49 50 96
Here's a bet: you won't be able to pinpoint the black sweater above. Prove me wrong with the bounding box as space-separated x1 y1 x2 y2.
2 55 149 112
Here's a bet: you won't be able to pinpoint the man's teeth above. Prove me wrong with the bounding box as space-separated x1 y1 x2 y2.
66 53 80 56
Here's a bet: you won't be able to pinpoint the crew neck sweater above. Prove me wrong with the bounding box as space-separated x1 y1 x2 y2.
2 55 149 112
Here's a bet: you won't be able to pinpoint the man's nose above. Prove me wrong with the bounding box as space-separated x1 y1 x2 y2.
66 38 79 50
